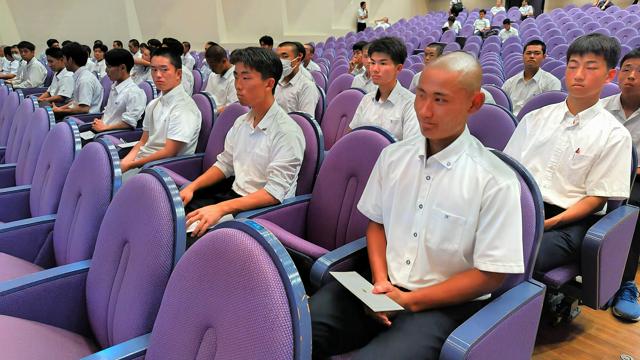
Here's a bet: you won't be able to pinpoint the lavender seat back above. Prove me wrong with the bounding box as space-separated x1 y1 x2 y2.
192 92 216 153
516 90 567 121
312 70 327 91
288 112 324 195
14 107 55 185
482 85 512 112
86 169 185 349
306 128 393 251
27 121 77 218
321 89 364 151
328 65 349 85
0 84 10 112
146 220 311 360
482 73 504 87
600 82 621 98
44 67 54 87
138 81 158 104
326 73 355 105
192 69 203 95
100 76 113 111
202 102 249 169
4 97 37 164
397 69 414 89
52 139 121 266
468 104 517 151
315 85 326 123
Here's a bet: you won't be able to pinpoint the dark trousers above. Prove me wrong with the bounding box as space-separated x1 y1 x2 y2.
533 203 600 279
310 281 487 360
622 181 640 283
357 23 366 32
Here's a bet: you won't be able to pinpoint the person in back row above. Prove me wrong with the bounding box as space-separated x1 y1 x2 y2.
502 39 561 115
274 41 319 116
6 41 47 89
600 48 640 322
351 42 377 94
131 43 152 84
204 43 238 113
0 46 20 79
37 47 74 104
182 41 196 70
409 42 444 92
119 47 201 174
304 43 322 73
92 43 108 79
473 9 492 38
350 41 368 76
163 37 195 95
442 15 462 34
112 40 123 49
259 35 274 51
505 34 632 288
348 37 420 141
499 19 519 43
180 47 305 239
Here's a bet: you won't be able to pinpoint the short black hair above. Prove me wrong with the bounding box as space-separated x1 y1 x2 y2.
161 37 184 60
129 39 140 48
46 39 59 48
45 47 63 59
367 37 407 65
353 41 368 52
151 46 182 69
259 35 274 47
230 47 282 94
479 9 486 14
62 42 88 66
17 41 35 52
81 44 92 56
278 41 301 57
3 46 12 59
147 39 161 49
621 48 640 67
426 42 445 56
113 40 123 48
503 18 511 25
105 48 134 72
62 40 72 47
205 44 228 63
94 40 103 45
206 41 218 47
93 44 108 53
524 39 547 54
182 41 191 50
448 15 456 22
360 1 366 6
305 43 315 54
294 42 306 58
566 33 621 70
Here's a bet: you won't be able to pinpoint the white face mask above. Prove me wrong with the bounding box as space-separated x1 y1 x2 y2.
281 58 293 78
12 53 21 61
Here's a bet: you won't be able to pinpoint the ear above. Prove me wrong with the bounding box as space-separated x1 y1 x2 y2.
266 77 276 91
396 63 404 72
468 90 485 115
606 67 617 83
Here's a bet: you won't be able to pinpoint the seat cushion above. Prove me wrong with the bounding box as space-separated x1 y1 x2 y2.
0 315 98 359
255 219 329 260
0 253 43 281
542 264 580 289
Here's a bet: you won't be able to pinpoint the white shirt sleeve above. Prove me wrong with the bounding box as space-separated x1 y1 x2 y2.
76 78 95 107
401 102 420 140
299 81 320 116
213 122 238 177
167 104 200 144
121 89 147 128
503 112 531 160
12 62 47 89
263 130 305 202
56 75 74 98
586 127 632 199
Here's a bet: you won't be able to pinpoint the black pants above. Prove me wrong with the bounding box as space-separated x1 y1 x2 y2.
622 181 640 283
534 203 600 279
357 23 366 32
310 281 487 360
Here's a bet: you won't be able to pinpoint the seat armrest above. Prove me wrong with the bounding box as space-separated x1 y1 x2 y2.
0 163 17 188
440 280 546 360
0 260 92 336
19 87 48 96
0 185 31 222
237 195 312 238
141 154 205 184
80 334 150 360
310 237 368 290
0 214 56 262
581 204 639 309
237 194 312 219
94 129 143 143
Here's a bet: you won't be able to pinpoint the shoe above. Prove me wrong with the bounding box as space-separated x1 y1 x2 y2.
612 281 640 322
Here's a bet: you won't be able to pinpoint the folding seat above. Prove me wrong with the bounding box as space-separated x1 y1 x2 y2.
410 62 425 74
443 42 461 54
0 95 35 164
311 70 328 92
0 138 120 280
621 13 640 26
397 68 415 89
192 68 203 94
517 90 567 121
599 14 616 27
626 35 640 50
99 75 112 112
319 89 364 151
325 73 355 106
604 5 621 14
505 62 524 79
582 21 600 33
482 84 513 111
482 73 504 87
328 65 349 85
616 28 639 46
565 28 585 43
600 82 621 99
629 4 640 14
191 92 216 153
238 128 395 289
0 169 186 359
440 30 457 43
315 85 326 123
0 85 9 112
541 58 565 72
550 64 567 80
467 103 517 150
0 91 23 151
501 43 523 59
608 20 626 35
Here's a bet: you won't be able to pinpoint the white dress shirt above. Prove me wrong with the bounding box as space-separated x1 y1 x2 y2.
182 53 196 71
214 101 305 202
71 66 104 113
601 94 640 160
442 20 463 34
504 101 632 210
11 57 47 89
92 59 107 79
299 65 315 82
352 72 378 94
499 28 520 43
357 8 368 23
351 66 366 77
0 57 8 72
305 60 322 73
47 68 74 98
358 128 524 293
204 65 238 108
131 66 151 84
502 68 561 115
275 69 319 116
130 51 144 79
102 78 146 128
182 65 195 96
4 59 21 75
519 5 533 15
200 63 212 81
138 85 202 160
491 6 506 14
473 18 491 32
349 81 420 140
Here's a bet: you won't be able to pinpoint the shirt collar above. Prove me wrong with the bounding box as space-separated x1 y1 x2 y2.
519 68 544 83
246 101 280 131
221 65 235 80
114 77 134 94
560 100 602 127
279 68 303 87
159 85 186 105
375 80 402 104
417 126 472 169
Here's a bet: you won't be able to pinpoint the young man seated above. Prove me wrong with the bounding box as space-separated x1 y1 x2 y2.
499 19 520 43
181 41 196 70
311 51 524 359
350 41 368 76
490 0 506 14
162 37 195 95
473 10 491 38
112 40 123 49
274 41 319 116
505 34 632 285
180 47 305 239
348 37 420 141
441 15 462 34
502 40 561 115
0 45 21 80
92 44 108 79
519 0 534 20
304 43 322 73
37 47 74 104
409 42 444 92
90 48 146 133
131 43 152 84
52 42 104 120
203 44 238 114
6 41 47 89
600 48 640 321
351 42 377 94
200 41 218 80
259 35 274 51
119 47 201 175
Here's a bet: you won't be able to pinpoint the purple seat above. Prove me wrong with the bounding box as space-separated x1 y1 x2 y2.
600 82 620 98
0 169 185 359
548 44 569 61
550 65 567 80
517 90 567 121
43 67 54 87
467 103 517 151
397 69 414 89
239 128 394 288
320 89 364 151
99 75 112 112
0 92 24 157
325 73 355 106
608 20 626 34
541 59 565 72
287 112 324 195
192 92 216 153
1 96 37 167
143 102 249 187
410 62 424 74
315 85 326 124
482 84 513 112
328 65 349 85
505 63 524 79
443 42 461 53
626 35 640 49
312 70 328 92
192 69 203 96
482 73 504 87
138 80 158 104
0 138 120 278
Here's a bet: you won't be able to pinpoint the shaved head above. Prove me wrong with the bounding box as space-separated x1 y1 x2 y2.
428 51 482 95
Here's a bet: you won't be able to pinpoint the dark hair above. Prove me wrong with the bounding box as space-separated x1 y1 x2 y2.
93 44 108 53
61 40 72 47
17 41 35 52
161 38 185 61
205 44 228 63
367 36 407 65
259 35 274 47
620 48 640 67
305 43 315 54
147 39 161 49
206 41 218 47
182 41 191 51
3 46 12 60
277 41 301 57
566 33 621 69
294 42 306 58
448 15 456 22
524 39 547 54
230 47 283 94
129 39 140 48
352 41 368 52
105 48 134 72
479 9 486 14
94 40 103 45
503 18 511 25
360 1 366 7
426 42 445 56
46 39 59 48
62 42 88 66
140 43 149 50
45 47 64 59
81 44 92 56
151 46 182 69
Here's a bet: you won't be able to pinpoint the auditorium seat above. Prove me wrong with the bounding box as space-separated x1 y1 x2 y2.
0 91 24 159
516 90 567 121
468 103 517 151
482 84 513 111
320 89 364 151
325 73 355 106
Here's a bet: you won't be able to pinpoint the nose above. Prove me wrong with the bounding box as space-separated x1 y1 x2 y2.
416 97 434 119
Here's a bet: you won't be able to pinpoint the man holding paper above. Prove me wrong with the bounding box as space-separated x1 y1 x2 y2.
310 52 525 359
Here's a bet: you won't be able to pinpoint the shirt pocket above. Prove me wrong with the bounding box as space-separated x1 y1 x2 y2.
566 153 594 186
426 207 467 254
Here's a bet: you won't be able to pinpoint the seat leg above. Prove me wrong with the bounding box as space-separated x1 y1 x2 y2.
544 291 581 326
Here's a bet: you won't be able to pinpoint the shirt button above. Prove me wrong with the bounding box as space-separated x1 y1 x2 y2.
446 162 451 166
406 259 411 265
418 204 423 209
426 176 431 180
413 232 418 237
